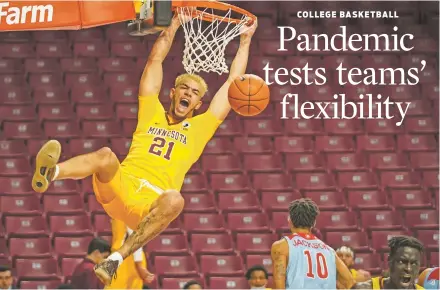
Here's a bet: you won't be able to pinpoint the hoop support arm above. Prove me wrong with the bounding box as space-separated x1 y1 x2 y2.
0 1 136 31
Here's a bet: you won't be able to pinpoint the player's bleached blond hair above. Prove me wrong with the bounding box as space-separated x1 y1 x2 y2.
175 73 208 97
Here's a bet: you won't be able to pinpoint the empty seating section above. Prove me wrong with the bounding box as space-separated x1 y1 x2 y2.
0 1 438 288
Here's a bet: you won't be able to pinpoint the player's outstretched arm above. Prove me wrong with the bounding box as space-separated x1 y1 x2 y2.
208 20 257 120
139 16 181 97
271 239 288 289
336 254 356 289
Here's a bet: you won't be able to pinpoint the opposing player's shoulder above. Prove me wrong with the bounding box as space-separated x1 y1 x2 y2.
271 238 288 253
351 280 373 289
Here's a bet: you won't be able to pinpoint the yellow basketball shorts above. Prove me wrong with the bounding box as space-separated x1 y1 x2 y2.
92 166 163 230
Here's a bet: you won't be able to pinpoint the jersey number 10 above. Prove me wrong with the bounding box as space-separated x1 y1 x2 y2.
148 137 175 160
304 250 329 279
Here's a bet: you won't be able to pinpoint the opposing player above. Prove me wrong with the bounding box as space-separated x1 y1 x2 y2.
31 14 257 285
270 198 355 289
352 236 424 289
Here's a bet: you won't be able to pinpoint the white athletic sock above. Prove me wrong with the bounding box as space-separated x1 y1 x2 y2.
107 252 123 266
52 165 60 181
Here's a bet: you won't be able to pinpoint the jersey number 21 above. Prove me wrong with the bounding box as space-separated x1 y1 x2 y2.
148 137 175 160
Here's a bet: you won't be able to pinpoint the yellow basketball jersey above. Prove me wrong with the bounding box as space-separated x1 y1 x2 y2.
371 277 424 289
106 219 147 289
122 94 222 190
351 269 358 280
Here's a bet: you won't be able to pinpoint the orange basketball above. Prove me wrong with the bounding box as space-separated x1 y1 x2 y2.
228 74 270 116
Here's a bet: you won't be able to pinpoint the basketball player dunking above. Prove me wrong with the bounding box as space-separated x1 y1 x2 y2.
353 236 425 290
31 14 257 285
271 198 355 289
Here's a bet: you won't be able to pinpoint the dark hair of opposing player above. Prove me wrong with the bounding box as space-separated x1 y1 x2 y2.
182 280 202 289
0 265 10 272
388 235 424 261
87 237 111 254
245 265 269 280
288 198 320 229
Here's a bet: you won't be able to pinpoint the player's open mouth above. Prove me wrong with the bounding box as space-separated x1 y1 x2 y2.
180 99 190 108
400 275 412 286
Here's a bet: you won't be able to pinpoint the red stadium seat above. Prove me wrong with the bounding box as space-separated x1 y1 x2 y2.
1 43 35 58
15 258 59 278
0 59 23 74
36 43 71 58
0 238 7 258
161 277 204 289
285 119 323 136
0 105 36 122
243 119 283 137
315 136 355 153
191 233 234 255
261 191 302 212
218 192 261 213
76 104 114 121
49 214 93 236
33 87 69 104
274 136 314 153
43 194 85 214
243 154 283 173
295 172 335 191
8 237 51 258
25 58 60 73
154 255 198 277
183 213 225 233
405 116 438 134
93 213 112 234
60 58 97 73
397 135 438 151
245 254 272 274
390 189 433 209
235 233 277 254
183 193 216 213
416 230 439 251
73 42 109 57
54 236 94 257
370 230 411 252
337 171 378 190
145 234 189 256
369 153 409 171
0 140 27 157
304 191 346 211
430 252 439 267
409 152 439 170
98 57 136 72
199 255 244 276
209 277 248 289
215 120 242 137
0 195 41 214
353 253 382 274
324 119 364 135
360 211 403 231
379 171 421 189
0 176 33 195
69 28 104 42
326 231 370 252
29 73 63 87
316 211 358 232
233 137 272 154
347 190 389 210
365 119 403 135
65 73 101 89
19 279 62 289
181 174 208 193
115 103 138 120
270 211 291 232
422 171 439 189
71 86 108 104
252 173 292 191
356 135 395 152
69 139 108 156
0 87 32 105
285 153 325 172
46 180 79 195
44 121 81 139
226 212 270 233
82 121 122 138
4 215 48 236
326 153 366 172
204 137 234 154
404 210 439 230
38 104 75 121
210 173 249 192
0 157 31 177
202 154 241 173
110 41 147 57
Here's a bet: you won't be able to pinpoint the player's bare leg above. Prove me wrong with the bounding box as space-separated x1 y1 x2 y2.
94 190 184 285
32 140 119 196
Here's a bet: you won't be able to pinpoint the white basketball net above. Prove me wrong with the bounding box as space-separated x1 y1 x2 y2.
177 6 250 75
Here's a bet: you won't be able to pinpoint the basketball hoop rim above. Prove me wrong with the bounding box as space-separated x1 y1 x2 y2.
172 0 257 25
